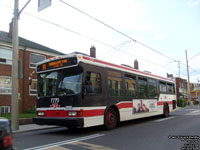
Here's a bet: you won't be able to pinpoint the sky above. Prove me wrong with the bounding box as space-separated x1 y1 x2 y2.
0 0 200 82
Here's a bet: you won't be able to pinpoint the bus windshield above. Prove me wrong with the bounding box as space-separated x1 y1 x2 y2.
38 67 83 97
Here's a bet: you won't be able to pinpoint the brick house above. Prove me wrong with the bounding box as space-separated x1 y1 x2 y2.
175 77 188 100
190 83 200 101
0 31 64 113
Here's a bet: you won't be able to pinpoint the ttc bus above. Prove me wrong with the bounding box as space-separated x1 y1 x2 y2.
33 53 177 129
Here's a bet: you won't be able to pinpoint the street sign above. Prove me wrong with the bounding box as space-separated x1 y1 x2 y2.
38 0 51 12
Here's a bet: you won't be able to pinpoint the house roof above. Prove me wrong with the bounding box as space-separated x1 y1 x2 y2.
0 31 65 55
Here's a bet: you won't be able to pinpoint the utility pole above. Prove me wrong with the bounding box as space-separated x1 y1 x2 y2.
11 0 32 131
178 60 180 78
11 0 19 131
185 50 191 105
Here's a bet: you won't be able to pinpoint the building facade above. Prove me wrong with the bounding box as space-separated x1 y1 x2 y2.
176 77 200 103
175 77 188 100
0 31 64 113
190 83 200 102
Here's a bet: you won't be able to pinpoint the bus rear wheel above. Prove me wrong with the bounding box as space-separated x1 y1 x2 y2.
104 108 117 130
163 104 169 117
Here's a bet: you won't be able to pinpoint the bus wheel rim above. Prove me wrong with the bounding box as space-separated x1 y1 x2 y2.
107 112 114 126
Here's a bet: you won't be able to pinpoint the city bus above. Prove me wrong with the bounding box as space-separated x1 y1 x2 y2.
33 53 177 130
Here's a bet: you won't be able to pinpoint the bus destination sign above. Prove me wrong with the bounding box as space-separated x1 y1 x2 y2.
37 57 78 72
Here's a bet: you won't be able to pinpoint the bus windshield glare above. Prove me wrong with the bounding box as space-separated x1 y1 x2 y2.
38 67 83 97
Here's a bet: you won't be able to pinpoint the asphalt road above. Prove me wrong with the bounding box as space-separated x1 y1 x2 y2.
13 105 200 150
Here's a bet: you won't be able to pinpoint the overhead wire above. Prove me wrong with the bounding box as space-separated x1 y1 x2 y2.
189 52 200 61
1 3 196 78
22 12 179 74
59 0 177 62
99 40 132 59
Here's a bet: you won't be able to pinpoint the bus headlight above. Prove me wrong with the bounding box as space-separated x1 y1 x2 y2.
37 112 45 116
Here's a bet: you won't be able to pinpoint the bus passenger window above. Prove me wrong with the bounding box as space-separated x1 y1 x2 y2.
108 77 122 97
125 74 136 98
159 82 167 93
167 83 175 94
85 72 102 94
138 78 148 98
149 79 158 98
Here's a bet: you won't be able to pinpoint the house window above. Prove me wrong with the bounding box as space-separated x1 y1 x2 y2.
30 53 46 68
0 76 12 95
0 106 10 113
0 47 12 65
29 79 37 96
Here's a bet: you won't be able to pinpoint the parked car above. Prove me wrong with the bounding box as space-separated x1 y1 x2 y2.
0 118 13 150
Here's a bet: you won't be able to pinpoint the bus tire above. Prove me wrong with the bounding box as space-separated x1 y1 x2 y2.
104 107 117 130
163 104 169 117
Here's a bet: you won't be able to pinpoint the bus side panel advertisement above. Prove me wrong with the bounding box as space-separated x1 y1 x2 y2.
133 100 157 114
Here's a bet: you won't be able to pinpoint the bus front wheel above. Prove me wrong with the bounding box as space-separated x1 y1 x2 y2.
104 108 117 130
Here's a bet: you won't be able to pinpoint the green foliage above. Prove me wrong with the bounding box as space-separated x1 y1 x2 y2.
24 107 36 114
177 98 186 107
0 113 36 120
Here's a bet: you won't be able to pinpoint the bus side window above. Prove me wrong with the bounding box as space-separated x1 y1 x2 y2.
124 74 137 98
85 72 102 94
159 82 167 93
108 77 122 97
138 78 148 98
167 83 175 94
149 79 158 99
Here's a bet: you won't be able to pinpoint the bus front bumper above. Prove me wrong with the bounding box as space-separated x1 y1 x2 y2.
32 117 84 128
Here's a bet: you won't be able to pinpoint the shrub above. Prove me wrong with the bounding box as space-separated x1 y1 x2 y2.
177 98 186 107
24 107 36 114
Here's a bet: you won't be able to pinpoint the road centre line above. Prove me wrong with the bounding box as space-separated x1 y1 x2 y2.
24 134 104 150
154 116 175 122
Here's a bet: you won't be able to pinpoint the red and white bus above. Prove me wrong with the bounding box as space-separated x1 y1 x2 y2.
33 53 177 129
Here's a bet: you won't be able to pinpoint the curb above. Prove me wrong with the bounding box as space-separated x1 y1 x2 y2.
13 125 60 133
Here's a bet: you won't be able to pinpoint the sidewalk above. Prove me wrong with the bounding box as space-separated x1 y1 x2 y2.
184 104 200 109
13 124 59 133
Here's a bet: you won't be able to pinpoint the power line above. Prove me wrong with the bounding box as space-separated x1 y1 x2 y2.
180 62 200 75
1 2 184 76
23 12 179 75
59 0 177 62
99 40 131 58
59 0 137 42
189 52 200 61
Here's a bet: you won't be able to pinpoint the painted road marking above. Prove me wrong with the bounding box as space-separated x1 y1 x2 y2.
24 134 104 150
154 116 175 122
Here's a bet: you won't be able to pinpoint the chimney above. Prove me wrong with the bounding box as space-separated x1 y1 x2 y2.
9 21 13 37
167 73 173 79
134 59 139 70
90 45 96 58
